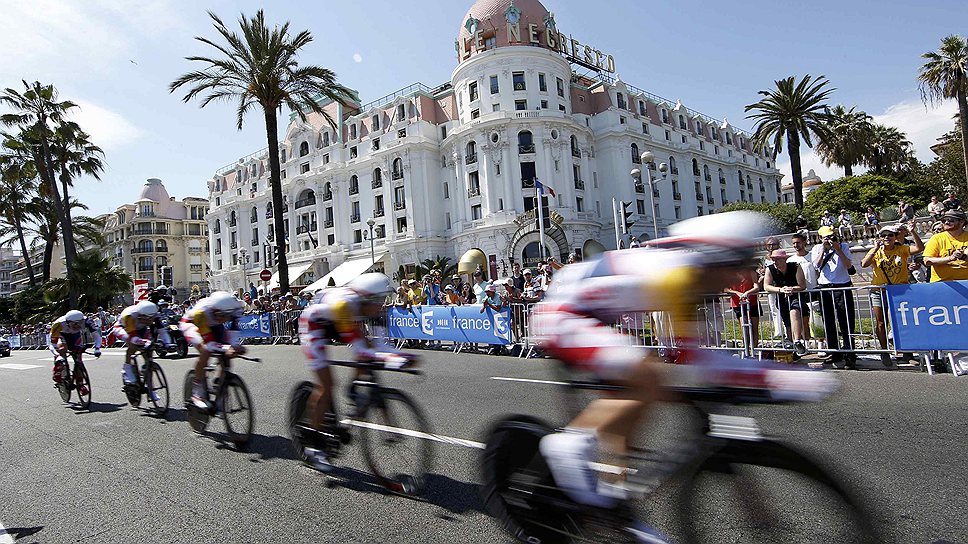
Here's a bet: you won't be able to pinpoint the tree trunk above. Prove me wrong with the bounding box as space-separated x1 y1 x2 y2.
42 234 54 283
787 128 804 210
59 167 79 259
844 163 853 177
12 214 36 286
37 136 76 306
264 107 290 294
958 86 968 195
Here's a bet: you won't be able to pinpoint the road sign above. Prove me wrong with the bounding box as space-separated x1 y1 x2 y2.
133 279 150 301
259 269 272 282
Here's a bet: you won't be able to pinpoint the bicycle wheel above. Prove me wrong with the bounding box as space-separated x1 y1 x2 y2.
221 373 254 449
287 381 315 461
56 360 71 404
146 361 169 416
358 387 433 495
183 370 210 434
677 439 884 544
74 362 92 410
125 355 143 408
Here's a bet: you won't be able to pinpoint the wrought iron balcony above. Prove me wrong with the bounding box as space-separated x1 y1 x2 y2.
574 179 584 191
673 192 682 201
571 147 581 158
696 192 704 201
392 170 404 180
228 219 236 227
467 187 481 198
707 197 714 205
465 153 477 165
371 179 382 189
631 155 641 164
294 197 316 209
349 184 359 196
705 174 712 182
719 177 727 184
671 167 679 175
518 144 535 154
521 178 535 188
350 213 360 223
373 208 384 218
296 223 317 234
322 191 333 202
324 219 334 228
394 201 406 210
230 241 238 249
693 170 701 177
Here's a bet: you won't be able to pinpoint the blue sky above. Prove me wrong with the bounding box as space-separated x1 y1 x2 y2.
1 0 963 216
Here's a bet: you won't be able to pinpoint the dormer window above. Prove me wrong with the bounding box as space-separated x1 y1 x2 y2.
350 124 357 140
397 104 406 122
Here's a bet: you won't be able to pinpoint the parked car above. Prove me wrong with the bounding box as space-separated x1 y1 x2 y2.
0 337 10 357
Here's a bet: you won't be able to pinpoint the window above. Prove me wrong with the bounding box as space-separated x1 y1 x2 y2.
397 103 406 121
538 73 547 92
490 75 499 94
631 143 640 163
327 234 335 245
443 182 449 199
372 138 380 150
559 104 566 113
468 171 481 194
471 109 480 119
517 130 534 153
350 124 357 140
471 204 483 220
372 114 380 131
394 185 405 206
661 109 669 124
350 146 358 159
392 157 403 179
616 92 626 110
696 120 702 134
354 230 362 243
375 194 384 214
396 217 407 233
440 125 447 140
515 100 527 111
281 148 287 162
714 145 719 155
679 115 686 129
556 77 564 97
492 103 500 112
674 206 681 219
642 123 649 135
323 153 330 164
300 162 310 174
469 81 478 102
445 212 452 230
495 162 501 175
351 201 360 219
299 141 309 157
636 199 646 215
322 132 330 146
620 116 626 124
540 100 548 109
512 71 526 91
349 175 359 194
665 130 670 141
699 141 705 151
639 101 646 115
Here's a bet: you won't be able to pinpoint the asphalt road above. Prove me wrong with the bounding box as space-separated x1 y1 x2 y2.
0 345 965 543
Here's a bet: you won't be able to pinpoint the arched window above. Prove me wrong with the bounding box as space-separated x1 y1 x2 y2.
692 158 700 176
517 130 533 153
229 210 237 226
696 121 703 135
324 182 332 196
322 132 330 146
392 158 403 179
669 156 677 174
616 92 626 110
717 168 724 182
466 140 477 163
299 141 309 157
349 175 359 194
138 240 153 252
630 143 640 163
703 165 710 181
570 135 579 156
251 207 258 223
373 168 382 182
266 203 273 218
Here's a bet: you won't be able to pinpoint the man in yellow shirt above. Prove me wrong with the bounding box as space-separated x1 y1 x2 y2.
861 224 923 365
923 209 968 282
406 279 426 305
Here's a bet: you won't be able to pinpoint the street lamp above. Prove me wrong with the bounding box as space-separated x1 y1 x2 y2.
633 151 669 241
238 246 249 294
365 217 376 265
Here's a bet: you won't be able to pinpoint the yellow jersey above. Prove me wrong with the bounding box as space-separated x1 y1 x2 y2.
924 231 968 282
870 245 910 286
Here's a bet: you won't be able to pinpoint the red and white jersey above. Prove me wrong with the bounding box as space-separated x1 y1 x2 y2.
299 287 398 370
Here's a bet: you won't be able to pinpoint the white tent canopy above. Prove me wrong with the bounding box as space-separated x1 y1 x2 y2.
267 261 315 292
300 253 387 294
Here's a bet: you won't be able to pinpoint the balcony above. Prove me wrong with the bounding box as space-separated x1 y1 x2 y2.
374 208 385 218
671 167 679 175
673 192 682 201
294 197 316 209
250 215 258 224
571 147 581 158
719 177 727 184
467 187 481 198
296 223 317 234
324 219 334 228
574 179 584 191
190 264 203 271
132 228 168 236
705 174 712 182
696 192 704 201
707 197 715 205
131 247 155 254
349 184 359 196
228 219 236 227
322 192 333 202
372 179 382 189
391 170 404 181
521 178 535 189
350 213 361 223
394 201 406 210
465 153 477 165
518 144 535 154
634 183 645 194
693 170 701 177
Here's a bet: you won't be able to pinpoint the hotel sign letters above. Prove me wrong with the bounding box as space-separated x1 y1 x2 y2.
459 16 616 73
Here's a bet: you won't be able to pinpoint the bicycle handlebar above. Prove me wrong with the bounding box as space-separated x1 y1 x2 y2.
330 359 422 375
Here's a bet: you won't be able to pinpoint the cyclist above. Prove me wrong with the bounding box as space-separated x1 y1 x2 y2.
49 310 102 394
532 211 834 510
180 291 246 409
297 273 413 472
112 301 161 386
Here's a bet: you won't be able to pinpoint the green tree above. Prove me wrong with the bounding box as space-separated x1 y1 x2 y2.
416 255 458 279
170 10 353 295
44 251 131 314
864 124 914 175
816 105 872 177
919 34 968 192
718 201 801 233
802 174 923 223
0 143 39 286
746 75 834 210
921 128 966 197
11 285 48 323
49 122 105 252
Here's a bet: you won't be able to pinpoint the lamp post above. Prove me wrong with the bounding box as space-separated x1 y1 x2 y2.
365 217 376 265
238 246 249 295
634 151 669 241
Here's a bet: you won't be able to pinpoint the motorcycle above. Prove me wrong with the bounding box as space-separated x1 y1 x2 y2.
153 313 189 359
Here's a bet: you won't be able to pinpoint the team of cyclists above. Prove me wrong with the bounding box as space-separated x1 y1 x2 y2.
44 212 834 531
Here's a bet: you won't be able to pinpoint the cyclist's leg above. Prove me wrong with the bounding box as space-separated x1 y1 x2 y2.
310 366 334 430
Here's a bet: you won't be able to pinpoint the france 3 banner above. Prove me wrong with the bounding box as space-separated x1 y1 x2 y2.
387 306 513 345
886 280 968 351
236 313 272 338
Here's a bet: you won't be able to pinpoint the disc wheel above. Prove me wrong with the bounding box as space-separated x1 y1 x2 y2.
358 388 434 496
677 439 884 544
221 373 254 449
126 355 143 408
145 361 169 416
73 362 92 410
183 370 210 434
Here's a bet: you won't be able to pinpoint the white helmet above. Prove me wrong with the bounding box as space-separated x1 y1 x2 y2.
657 211 772 267
64 310 85 323
207 291 244 317
135 301 159 317
347 273 395 301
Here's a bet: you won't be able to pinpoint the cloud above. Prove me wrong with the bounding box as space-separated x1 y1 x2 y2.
778 98 959 182
353 53 364 63
70 100 144 151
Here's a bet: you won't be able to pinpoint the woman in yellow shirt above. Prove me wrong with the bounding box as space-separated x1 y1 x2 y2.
923 209 968 282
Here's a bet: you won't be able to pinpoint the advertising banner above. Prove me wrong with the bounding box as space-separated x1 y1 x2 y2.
133 279 151 302
7 335 20 348
886 280 968 351
236 313 272 338
387 306 513 345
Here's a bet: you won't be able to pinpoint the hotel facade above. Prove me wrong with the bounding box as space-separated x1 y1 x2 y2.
206 0 781 292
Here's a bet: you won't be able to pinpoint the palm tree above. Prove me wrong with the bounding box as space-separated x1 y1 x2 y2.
864 124 914 175
49 122 105 257
22 198 103 282
0 144 40 286
919 35 968 192
416 255 458 279
745 75 834 209
45 251 131 314
816 105 873 177
170 10 353 295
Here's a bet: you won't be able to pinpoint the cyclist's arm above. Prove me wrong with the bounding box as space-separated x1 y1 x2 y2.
88 323 103 350
47 326 62 356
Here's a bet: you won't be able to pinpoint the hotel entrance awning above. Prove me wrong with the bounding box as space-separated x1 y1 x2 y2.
300 253 387 294
267 261 315 292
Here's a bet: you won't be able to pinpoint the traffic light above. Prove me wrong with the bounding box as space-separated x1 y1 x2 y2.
534 195 552 230
162 266 173 286
264 245 275 267
620 201 635 235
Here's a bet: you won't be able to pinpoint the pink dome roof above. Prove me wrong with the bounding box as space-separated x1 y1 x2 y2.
458 0 551 46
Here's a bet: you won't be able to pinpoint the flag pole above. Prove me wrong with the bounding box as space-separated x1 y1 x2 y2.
537 191 547 260
612 197 620 250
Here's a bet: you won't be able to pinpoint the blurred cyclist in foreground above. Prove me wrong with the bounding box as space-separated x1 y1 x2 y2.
180 291 246 408
532 211 836 510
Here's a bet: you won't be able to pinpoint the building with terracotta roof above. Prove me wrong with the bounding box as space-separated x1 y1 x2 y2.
206 0 782 292
781 169 823 204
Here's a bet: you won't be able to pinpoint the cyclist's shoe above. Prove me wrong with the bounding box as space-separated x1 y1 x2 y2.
625 521 672 543
539 429 624 509
190 381 209 409
75 377 89 397
52 361 65 383
122 363 136 385
149 389 161 402
303 447 334 473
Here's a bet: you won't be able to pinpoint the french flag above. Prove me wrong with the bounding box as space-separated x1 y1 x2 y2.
534 178 556 197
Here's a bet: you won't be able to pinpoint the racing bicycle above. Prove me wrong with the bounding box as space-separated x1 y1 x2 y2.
54 350 95 410
481 365 886 543
288 357 433 495
122 341 170 416
182 351 259 449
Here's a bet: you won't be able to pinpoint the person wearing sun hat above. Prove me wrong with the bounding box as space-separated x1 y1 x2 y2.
923 209 968 283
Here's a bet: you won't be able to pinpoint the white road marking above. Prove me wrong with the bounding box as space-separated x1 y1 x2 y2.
0 520 14 544
341 419 485 449
0 363 43 370
490 376 568 386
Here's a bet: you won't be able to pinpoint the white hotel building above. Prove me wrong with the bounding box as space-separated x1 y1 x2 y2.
206 0 781 292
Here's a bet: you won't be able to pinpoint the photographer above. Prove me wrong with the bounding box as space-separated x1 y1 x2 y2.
811 226 857 368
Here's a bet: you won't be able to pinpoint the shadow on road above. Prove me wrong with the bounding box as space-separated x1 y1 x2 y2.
2 526 43 542
72 401 123 413
319 467 485 516
242 433 299 462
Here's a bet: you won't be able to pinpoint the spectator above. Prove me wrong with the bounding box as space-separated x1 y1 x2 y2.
725 267 761 350
787 232 819 345
510 262 525 291
629 236 641 248
897 200 915 222
795 215 809 233
422 274 442 306
472 270 488 301
863 206 880 236
567 252 582 264
761 237 785 339
530 285 546 302
762 249 807 355
820 210 836 227
298 292 312 309
459 283 476 305
811 226 857 368
480 283 504 313
393 286 411 309
443 284 461 305
861 224 924 365
249 282 258 300
943 193 962 211
928 195 945 219
242 294 255 314
521 269 536 297
837 209 852 236
450 274 464 294
407 279 426 305
922 209 968 282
